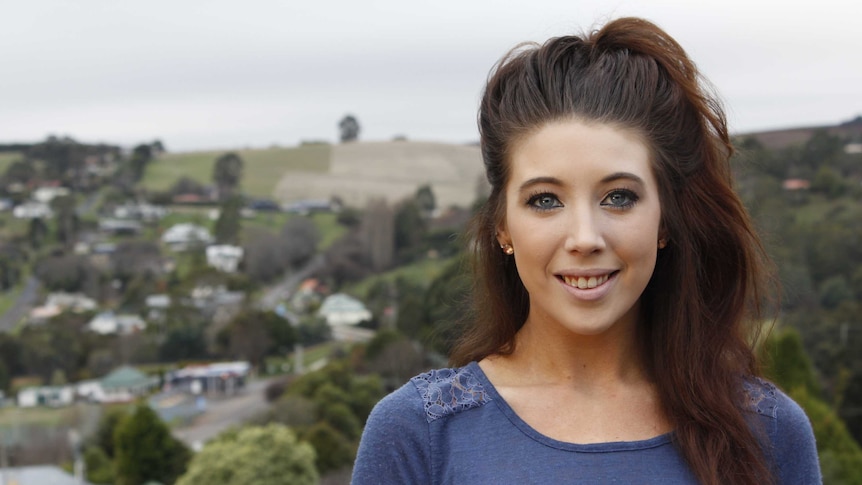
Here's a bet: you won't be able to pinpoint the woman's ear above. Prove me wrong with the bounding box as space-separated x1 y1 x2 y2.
495 224 510 248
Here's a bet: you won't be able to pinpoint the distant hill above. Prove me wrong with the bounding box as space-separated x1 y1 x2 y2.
273 141 485 209
143 140 486 209
738 116 862 150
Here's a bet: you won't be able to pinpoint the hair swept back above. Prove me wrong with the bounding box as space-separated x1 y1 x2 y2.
449 17 775 485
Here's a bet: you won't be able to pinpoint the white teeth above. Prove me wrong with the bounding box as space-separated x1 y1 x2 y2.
563 274 610 289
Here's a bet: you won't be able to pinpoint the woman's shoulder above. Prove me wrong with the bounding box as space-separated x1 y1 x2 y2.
372 363 493 424
409 363 493 422
741 376 822 483
741 376 807 425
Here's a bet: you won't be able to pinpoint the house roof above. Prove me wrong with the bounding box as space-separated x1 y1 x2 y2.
318 293 368 314
101 366 158 390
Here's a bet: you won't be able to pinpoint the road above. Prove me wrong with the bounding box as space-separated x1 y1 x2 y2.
171 376 278 450
0 276 40 332
258 254 327 311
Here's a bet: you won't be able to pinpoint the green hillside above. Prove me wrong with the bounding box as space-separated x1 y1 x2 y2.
0 152 23 174
141 144 331 198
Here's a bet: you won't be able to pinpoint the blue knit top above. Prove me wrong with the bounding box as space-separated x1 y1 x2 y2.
352 362 821 484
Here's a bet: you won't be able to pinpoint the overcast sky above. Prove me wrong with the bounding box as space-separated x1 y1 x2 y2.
2 0 860 152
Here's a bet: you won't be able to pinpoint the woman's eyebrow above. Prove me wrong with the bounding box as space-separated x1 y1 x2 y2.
600 172 645 185
518 176 564 192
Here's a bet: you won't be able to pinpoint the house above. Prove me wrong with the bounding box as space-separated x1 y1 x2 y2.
17 385 75 408
113 202 168 221
161 223 213 251
98 218 143 235
782 178 811 191
318 293 372 326
76 379 106 402
45 292 97 313
99 366 160 403
32 186 70 203
145 293 171 321
87 311 146 335
164 361 251 396
12 201 52 219
29 292 98 323
206 244 244 273
284 199 335 215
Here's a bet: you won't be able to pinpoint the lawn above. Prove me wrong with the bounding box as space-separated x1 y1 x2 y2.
141 144 331 198
0 151 23 173
344 255 458 300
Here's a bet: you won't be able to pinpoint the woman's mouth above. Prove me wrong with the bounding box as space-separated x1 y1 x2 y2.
559 272 615 289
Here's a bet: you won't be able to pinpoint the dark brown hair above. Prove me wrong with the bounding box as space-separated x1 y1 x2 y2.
450 17 774 485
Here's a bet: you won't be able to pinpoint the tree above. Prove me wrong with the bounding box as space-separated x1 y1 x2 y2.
50 194 79 248
151 139 166 154
393 199 427 263
242 227 290 284
226 310 296 368
361 198 394 272
214 194 244 244
128 143 154 183
415 184 437 217
338 114 360 143
113 404 190 485
176 424 318 485
28 217 48 249
762 328 862 483
303 421 354 474
213 152 244 200
281 216 320 268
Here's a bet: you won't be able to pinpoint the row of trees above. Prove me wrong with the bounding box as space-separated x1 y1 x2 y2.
732 129 862 444
76 352 387 484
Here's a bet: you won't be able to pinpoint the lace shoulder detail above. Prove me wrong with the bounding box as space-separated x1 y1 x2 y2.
411 366 491 423
742 377 779 418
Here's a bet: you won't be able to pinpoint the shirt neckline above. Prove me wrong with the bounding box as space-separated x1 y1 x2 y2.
466 361 675 453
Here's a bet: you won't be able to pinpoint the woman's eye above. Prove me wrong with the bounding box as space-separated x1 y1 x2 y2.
527 193 562 210
602 190 638 208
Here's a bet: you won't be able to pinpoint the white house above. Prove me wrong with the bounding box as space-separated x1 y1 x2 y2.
17 385 75 408
161 223 213 251
12 202 52 219
318 293 372 326
206 245 243 273
87 311 146 335
32 186 70 203
75 379 106 403
45 292 97 313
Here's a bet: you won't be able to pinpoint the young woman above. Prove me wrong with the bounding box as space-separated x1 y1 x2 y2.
352 17 821 484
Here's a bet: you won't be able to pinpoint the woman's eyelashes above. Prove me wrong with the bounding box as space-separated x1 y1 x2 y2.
526 192 563 211
525 189 640 211
601 189 639 209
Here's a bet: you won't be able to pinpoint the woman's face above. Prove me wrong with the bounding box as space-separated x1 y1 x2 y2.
497 120 662 338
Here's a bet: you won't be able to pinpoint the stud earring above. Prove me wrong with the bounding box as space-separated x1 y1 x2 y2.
501 244 514 255
658 239 667 249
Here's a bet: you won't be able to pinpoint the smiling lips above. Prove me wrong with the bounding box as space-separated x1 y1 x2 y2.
561 273 613 289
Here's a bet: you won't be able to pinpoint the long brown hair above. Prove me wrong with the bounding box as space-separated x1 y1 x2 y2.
450 17 774 484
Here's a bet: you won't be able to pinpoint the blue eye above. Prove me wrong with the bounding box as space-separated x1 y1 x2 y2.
527 193 562 211
602 190 638 208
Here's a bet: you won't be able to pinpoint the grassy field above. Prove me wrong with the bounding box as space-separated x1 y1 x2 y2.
142 144 331 198
0 151 23 174
344 255 458 299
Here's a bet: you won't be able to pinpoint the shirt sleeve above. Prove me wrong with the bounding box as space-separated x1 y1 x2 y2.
772 389 822 484
351 381 432 485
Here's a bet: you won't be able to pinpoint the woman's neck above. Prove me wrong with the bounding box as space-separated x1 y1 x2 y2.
502 315 648 389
